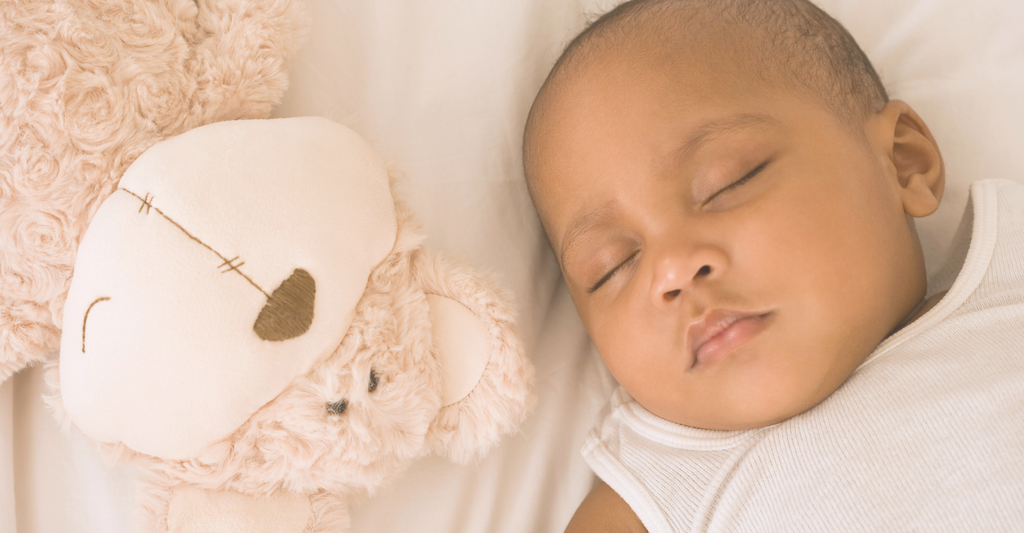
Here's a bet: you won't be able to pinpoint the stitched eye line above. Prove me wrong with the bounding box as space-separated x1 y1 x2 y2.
118 187 316 342
118 188 270 298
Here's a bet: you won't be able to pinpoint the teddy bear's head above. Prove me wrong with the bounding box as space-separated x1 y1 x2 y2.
48 118 533 522
0 0 308 381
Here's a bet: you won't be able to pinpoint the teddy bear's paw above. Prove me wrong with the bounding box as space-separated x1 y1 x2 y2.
168 486 310 533
148 485 348 533
162 486 352 533
307 491 351 533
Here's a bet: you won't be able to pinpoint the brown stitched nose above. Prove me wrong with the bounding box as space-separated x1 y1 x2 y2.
253 268 316 341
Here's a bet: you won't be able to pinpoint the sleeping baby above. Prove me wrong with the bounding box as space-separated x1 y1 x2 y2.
522 0 1024 530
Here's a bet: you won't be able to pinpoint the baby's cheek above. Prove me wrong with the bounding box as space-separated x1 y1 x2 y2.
590 304 667 386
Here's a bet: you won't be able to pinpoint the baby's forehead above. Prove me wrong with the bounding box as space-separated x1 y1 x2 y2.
526 0 885 156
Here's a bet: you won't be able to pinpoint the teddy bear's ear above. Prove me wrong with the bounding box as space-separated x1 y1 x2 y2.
412 250 534 464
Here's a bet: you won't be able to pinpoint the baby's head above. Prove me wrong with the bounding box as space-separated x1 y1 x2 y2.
524 0 945 430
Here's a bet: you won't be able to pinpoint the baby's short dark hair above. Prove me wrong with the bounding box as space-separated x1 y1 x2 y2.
552 0 888 126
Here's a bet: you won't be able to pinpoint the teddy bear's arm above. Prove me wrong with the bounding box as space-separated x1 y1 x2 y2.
187 0 309 125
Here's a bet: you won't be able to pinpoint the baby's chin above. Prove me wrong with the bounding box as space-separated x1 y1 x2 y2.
632 360 859 431
648 397 823 432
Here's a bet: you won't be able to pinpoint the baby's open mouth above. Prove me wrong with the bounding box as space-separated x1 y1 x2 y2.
688 310 772 368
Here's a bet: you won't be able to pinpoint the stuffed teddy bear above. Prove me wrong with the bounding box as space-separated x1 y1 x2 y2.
49 117 534 532
0 0 308 381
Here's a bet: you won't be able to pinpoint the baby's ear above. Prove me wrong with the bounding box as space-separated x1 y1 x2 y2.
412 250 534 464
874 99 945 217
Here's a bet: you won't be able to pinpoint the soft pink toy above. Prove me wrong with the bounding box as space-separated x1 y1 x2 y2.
0 0 307 380
2 4 532 529
51 117 534 531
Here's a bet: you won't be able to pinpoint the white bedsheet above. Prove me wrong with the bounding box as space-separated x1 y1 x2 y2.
3 0 1022 531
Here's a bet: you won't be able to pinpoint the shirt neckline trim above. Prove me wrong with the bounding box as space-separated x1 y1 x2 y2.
859 179 999 368
613 388 764 450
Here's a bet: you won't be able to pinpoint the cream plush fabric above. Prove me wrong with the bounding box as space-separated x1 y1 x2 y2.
59 117 396 460
3 0 1023 532
426 295 495 407
44 116 534 532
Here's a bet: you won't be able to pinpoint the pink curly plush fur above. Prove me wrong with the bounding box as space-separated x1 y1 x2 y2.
44 189 534 531
4 5 534 528
0 0 308 381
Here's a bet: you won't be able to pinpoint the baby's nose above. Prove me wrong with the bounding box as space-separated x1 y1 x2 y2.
649 246 726 311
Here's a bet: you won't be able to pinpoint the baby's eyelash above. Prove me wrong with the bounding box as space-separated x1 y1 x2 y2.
733 160 769 188
588 250 639 293
707 159 770 204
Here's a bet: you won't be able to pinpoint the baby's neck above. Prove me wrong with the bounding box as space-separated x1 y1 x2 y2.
890 290 947 336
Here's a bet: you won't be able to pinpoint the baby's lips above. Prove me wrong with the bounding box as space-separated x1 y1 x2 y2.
687 309 745 356
687 309 772 366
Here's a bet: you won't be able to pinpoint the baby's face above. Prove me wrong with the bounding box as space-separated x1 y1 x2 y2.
528 43 929 430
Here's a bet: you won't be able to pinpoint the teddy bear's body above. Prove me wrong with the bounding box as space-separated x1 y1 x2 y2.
0 0 308 380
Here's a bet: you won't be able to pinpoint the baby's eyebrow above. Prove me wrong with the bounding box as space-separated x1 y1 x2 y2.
675 113 777 160
560 202 616 270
